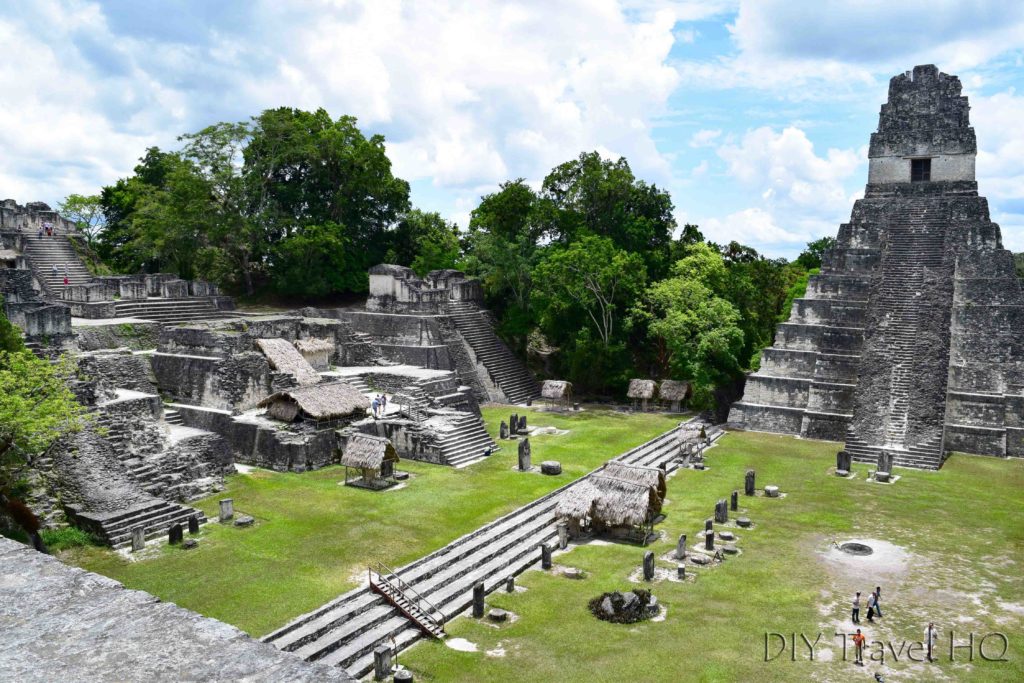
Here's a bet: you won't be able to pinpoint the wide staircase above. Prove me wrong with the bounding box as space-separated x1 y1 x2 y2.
71 499 207 549
845 198 948 470
113 298 228 325
435 411 497 468
263 421 716 678
21 233 93 292
446 301 540 404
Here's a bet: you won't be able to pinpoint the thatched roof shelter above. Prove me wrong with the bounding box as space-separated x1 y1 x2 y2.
601 462 667 500
556 480 599 521
541 380 572 400
556 473 663 529
658 380 691 402
627 379 658 400
293 338 335 354
590 475 662 528
258 382 369 422
255 338 320 386
341 434 398 470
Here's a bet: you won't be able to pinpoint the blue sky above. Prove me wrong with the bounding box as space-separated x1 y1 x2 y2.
2 1 1023 258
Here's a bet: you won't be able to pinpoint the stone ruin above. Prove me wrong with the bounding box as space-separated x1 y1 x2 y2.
729 65 1024 470
3 251 544 546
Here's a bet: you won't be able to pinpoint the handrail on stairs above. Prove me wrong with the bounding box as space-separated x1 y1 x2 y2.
368 561 445 635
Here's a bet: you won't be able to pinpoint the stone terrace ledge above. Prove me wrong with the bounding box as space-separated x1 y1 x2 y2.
0 537 355 682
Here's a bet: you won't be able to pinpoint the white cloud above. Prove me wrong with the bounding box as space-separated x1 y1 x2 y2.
675 1 1024 95
701 207 810 248
689 129 722 147
0 0 728 209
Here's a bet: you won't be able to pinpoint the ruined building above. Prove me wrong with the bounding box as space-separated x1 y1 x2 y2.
729 65 1024 469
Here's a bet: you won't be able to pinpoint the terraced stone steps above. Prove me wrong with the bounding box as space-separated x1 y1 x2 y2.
113 298 229 325
446 301 540 404
72 499 207 548
264 422 713 678
21 234 93 293
435 413 497 468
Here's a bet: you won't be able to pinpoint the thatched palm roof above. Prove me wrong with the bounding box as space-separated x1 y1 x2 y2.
541 380 572 399
658 380 691 402
341 434 398 469
294 337 335 354
627 379 657 400
255 338 321 385
602 462 667 500
556 480 599 520
556 474 661 527
258 382 369 421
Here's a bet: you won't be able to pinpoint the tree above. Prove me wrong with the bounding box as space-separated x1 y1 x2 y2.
0 296 24 353
533 236 646 348
462 180 546 347
0 342 84 549
632 250 745 407
796 236 837 270
58 194 105 246
540 152 675 280
387 210 461 276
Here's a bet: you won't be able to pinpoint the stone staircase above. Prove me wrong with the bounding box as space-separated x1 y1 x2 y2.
70 499 207 549
263 422 708 678
21 233 94 293
434 412 497 468
113 298 228 325
163 408 184 426
446 301 540 404
844 198 948 469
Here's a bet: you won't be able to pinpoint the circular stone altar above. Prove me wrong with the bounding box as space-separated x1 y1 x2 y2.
839 542 873 556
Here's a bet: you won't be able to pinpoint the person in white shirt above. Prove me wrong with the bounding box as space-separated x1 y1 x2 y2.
851 591 861 623
866 591 877 622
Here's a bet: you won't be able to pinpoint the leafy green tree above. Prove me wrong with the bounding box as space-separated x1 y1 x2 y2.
57 194 105 246
540 152 675 280
0 297 24 353
271 223 364 297
0 343 84 549
97 147 180 272
796 236 837 270
632 247 745 407
462 180 546 348
386 210 461 276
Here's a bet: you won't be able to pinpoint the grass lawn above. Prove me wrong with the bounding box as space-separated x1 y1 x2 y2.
63 405 683 637
399 432 1024 683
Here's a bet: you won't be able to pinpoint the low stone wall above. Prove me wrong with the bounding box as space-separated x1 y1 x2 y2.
152 351 271 411
78 350 156 394
173 405 340 472
354 419 444 464
75 321 162 351
376 343 452 370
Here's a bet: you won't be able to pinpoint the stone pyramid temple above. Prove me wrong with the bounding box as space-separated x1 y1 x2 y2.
729 64 1024 469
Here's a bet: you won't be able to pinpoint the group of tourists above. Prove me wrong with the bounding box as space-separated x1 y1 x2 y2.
51 263 70 286
36 221 55 238
371 394 388 418
850 587 938 665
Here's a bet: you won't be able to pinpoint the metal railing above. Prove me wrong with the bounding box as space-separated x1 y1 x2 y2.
368 561 445 635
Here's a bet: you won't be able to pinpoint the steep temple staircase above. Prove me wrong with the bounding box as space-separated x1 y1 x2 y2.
445 301 540 404
845 198 949 469
21 233 93 293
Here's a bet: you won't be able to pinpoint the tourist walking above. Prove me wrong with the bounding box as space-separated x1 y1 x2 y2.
380 393 387 415
37 227 43 239
874 586 882 617
853 629 866 665
371 396 380 419
63 263 68 276
852 591 861 623
51 264 58 277
925 622 937 662
866 590 877 622
63 275 69 287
